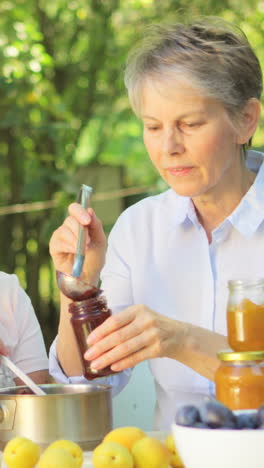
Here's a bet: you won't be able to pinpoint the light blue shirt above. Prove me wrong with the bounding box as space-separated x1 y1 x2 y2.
49 150 264 429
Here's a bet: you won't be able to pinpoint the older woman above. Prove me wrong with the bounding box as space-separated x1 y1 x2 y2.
49 17 264 429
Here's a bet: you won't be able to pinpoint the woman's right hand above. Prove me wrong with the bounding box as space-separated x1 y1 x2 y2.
49 203 107 285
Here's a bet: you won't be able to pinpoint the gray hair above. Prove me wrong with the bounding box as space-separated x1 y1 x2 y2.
124 17 262 146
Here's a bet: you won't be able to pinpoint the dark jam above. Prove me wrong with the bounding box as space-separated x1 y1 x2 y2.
68 290 115 380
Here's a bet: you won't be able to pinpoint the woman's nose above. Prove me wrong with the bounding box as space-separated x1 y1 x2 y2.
162 129 184 155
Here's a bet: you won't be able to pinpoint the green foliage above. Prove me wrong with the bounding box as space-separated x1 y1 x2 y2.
0 0 263 346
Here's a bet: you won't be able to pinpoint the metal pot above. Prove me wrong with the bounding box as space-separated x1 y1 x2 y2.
0 383 112 450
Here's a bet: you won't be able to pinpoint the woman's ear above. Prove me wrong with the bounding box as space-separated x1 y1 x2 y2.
236 98 261 144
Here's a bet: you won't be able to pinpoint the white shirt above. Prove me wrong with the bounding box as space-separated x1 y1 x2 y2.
0 272 48 387
49 150 264 429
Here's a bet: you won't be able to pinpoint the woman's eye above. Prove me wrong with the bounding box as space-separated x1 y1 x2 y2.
183 122 197 128
146 126 160 131
180 121 202 129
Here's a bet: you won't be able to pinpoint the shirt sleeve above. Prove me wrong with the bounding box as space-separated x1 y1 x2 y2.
49 337 132 396
7 274 48 374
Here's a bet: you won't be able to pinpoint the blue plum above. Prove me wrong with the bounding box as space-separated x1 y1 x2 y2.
175 405 200 426
199 400 236 429
236 412 259 429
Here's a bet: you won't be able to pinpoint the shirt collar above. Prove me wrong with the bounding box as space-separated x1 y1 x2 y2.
228 156 264 237
167 150 264 236
167 190 199 226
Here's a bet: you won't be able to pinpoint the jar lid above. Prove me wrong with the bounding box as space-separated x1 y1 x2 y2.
217 350 264 361
228 278 264 289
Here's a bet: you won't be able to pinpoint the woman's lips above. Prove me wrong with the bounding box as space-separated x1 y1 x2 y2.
166 166 194 176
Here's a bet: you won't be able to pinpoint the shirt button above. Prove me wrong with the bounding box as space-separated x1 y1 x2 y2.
215 236 223 244
214 228 229 243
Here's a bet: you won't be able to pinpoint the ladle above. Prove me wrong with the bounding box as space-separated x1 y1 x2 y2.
56 271 101 301
56 184 100 301
1 355 46 396
72 184 93 277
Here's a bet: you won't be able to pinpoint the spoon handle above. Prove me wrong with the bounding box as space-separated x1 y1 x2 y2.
1 356 46 396
72 184 93 278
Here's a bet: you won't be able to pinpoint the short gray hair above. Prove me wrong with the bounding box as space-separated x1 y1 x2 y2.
124 17 262 137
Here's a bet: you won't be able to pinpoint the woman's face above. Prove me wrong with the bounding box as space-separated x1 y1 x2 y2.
140 79 242 199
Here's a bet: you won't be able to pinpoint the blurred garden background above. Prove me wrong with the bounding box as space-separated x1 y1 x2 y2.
1 0 264 349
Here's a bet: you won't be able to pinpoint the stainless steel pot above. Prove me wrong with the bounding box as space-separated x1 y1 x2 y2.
0 383 112 450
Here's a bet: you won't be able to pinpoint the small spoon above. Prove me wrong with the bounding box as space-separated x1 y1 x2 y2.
1 356 46 396
56 184 100 301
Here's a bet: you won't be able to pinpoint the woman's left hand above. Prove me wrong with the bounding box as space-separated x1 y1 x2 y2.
84 305 186 372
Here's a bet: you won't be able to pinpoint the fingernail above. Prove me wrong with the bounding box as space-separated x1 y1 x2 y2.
111 364 120 371
90 360 101 369
84 348 94 360
87 333 95 345
81 214 90 224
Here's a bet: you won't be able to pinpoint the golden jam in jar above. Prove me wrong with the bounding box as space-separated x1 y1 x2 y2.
227 279 264 351
215 350 264 410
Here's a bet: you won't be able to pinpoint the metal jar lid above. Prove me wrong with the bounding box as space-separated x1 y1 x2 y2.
217 350 264 361
228 278 264 290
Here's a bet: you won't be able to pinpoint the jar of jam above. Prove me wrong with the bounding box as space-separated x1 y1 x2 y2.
69 289 116 380
227 279 264 351
215 350 264 410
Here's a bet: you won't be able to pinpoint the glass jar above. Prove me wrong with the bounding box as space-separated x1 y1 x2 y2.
69 290 116 380
215 350 264 410
227 279 264 351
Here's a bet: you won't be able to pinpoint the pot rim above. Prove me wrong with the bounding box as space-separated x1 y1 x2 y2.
0 383 112 396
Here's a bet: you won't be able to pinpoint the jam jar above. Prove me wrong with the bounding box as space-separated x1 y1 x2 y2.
69 289 116 380
215 350 264 410
227 279 264 351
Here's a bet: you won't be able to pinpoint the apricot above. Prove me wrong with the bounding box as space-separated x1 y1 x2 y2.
46 439 83 468
131 436 171 468
93 440 134 468
165 433 185 467
103 426 146 451
3 436 40 468
37 446 77 468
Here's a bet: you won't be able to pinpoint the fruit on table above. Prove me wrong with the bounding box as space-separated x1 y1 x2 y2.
103 426 146 451
37 446 77 468
3 436 40 468
46 439 83 468
236 412 259 429
257 405 264 426
175 405 200 427
175 400 264 429
131 436 171 468
199 400 236 428
165 433 184 468
92 440 134 468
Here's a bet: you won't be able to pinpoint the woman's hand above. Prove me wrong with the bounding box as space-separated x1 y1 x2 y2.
49 203 107 285
84 305 186 372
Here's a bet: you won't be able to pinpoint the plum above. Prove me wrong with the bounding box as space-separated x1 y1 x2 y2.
175 401 264 430
175 405 200 426
199 400 236 429
257 404 264 427
236 412 259 429
193 422 210 428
